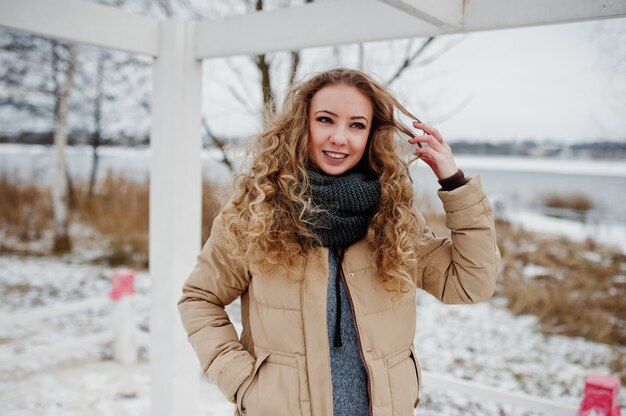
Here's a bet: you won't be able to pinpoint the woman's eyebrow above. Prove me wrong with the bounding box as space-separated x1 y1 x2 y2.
315 110 369 123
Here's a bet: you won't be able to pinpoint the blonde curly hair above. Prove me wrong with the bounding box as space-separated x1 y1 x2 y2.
222 68 426 294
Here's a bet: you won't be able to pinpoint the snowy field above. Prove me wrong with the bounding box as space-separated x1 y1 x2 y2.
1 254 624 415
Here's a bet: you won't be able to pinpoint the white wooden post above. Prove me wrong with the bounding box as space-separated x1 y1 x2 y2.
111 269 137 365
112 294 137 365
149 19 202 416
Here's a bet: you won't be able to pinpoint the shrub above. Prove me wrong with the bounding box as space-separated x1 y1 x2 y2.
495 220 626 347
0 172 224 266
0 173 53 245
542 193 593 212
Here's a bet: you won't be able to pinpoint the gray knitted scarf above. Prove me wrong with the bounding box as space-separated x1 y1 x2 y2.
306 167 381 248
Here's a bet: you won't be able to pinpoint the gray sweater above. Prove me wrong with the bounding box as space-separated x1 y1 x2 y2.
327 249 369 415
323 170 468 415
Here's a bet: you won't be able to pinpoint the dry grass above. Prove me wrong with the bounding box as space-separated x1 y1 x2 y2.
542 193 593 212
0 173 53 243
76 172 150 241
496 218 626 346
0 173 224 267
1 176 624 348
423 212 626 348
201 182 227 244
610 349 626 385
74 173 225 268
74 173 150 268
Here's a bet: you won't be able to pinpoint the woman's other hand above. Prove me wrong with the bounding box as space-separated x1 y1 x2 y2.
408 121 458 180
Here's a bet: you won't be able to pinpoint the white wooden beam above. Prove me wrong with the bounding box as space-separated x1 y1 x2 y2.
195 0 447 59
149 19 202 416
423 371 579 415
463 0 626 32
0 0 159 56
377 0 463 32
195 0 626 59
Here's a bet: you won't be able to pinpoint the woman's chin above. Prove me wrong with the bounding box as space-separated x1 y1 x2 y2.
314 157 357 176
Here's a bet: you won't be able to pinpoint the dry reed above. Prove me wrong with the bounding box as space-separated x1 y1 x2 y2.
73 172 224 267
495 219 626 347
0 173 53 244
423 211 625 347
0 172 224 267
1 176 624 349
542 193 593 212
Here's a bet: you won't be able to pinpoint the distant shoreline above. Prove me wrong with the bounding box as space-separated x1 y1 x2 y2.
448 155 626 177
2 143 626 177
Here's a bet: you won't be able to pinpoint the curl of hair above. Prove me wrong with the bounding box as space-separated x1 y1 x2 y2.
222 68 426 293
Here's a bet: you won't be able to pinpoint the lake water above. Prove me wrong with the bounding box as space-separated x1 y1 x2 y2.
411 155 626 225
1 145 625 225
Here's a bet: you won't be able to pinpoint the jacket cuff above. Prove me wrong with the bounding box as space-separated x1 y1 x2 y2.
437 176 489 230
437 176 485 210
438 169 468 191
213 351 255 403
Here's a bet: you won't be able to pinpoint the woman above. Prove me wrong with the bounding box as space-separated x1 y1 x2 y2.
178 68 500 416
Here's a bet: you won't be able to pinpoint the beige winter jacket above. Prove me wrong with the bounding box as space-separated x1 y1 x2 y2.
178 176 500 416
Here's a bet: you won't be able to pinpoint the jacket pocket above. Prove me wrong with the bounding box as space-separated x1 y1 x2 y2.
386 346 421 415
237 349 302 416
236 350 270 415
409 345 422 408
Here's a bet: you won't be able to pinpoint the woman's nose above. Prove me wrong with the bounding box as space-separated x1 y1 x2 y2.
329 128 348 145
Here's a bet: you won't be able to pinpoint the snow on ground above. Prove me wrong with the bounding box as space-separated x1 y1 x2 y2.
504 209 626 253
415 295 619 411
1 254 624 415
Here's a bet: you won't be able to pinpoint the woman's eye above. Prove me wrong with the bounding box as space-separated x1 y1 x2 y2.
351 122 366 129
317 116 332 123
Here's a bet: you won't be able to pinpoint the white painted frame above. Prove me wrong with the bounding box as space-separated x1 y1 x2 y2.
1 0 625 414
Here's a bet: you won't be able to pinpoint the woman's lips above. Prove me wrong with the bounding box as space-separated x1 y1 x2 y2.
322 151 349 165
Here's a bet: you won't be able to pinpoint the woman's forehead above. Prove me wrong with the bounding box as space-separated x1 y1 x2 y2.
310 84 373 118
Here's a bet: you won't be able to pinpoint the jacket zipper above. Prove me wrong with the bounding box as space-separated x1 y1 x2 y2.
339 264 374 416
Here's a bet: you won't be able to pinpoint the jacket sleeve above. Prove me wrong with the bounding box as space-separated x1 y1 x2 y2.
417 176 500 304
177 212 255 403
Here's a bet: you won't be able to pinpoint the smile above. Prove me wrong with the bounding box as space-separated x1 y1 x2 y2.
323 151 348 159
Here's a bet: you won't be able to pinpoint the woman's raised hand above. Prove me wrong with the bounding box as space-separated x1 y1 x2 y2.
408 121 458 180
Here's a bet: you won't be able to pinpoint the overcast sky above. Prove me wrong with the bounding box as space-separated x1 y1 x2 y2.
411 17 626 143
206 16 626 144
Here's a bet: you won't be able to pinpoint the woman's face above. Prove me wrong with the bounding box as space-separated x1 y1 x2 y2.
308 84 373 176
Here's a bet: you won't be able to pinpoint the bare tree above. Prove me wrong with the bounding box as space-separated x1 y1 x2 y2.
52 43 79 253
206 2 463 130
589 19 626 139
152 0 469 163
85 46 152 195
251 0 312 116
0 30 76 136
88 49 106 197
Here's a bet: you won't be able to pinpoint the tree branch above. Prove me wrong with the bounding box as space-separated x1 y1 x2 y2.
222 58 261 114
385 37 435 86
288 50 300 87
202 117 234 173
287 0 314 86
413 37 465 67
